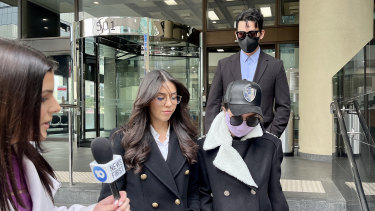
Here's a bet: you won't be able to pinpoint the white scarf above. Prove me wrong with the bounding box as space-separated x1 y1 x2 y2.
203 111 263 188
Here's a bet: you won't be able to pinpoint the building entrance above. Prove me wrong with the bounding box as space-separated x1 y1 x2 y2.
72 17 202 146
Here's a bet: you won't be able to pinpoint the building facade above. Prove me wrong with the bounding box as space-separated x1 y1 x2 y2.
0 0 374 161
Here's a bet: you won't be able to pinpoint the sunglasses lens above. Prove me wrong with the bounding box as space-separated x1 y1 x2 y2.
246 116 259 127
249 31 257 38
237 31 246 39
230 116 243 126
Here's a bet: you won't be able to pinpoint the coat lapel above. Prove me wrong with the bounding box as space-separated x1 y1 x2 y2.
143 133 180 197
253 51 268 83
166 129 186 177
230 52 242 80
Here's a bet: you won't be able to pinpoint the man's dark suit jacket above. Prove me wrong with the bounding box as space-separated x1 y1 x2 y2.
205 51 291 137
98 128 200 211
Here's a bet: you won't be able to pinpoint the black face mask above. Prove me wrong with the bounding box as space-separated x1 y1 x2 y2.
238 36 259 53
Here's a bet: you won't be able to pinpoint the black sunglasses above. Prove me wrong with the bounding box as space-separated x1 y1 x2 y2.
236 31 260 40
230 115 260 127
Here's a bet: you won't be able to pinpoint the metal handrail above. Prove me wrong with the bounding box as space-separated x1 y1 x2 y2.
60 103 79 185
331 101 369 211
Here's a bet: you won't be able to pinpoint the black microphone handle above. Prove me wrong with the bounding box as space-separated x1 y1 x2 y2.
109 183 120 200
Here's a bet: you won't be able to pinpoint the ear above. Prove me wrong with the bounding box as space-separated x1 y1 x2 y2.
259 29 265 40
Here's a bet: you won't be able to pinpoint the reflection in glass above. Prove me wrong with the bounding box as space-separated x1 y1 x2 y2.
332 41 375 208
0 1 18 39
280 43 299 140
280 0 299 25
79 0 203 30
76 18 201 144
47 55 71 138
207 0 276 30
19 0 74 38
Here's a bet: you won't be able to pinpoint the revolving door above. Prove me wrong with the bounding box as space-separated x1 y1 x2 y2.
72 17 202 146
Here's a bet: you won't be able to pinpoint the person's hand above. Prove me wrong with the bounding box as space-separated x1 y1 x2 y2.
94 191 130 211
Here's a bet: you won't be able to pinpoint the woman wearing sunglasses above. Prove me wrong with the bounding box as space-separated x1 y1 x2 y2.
199 79 288 211
98 70 200 210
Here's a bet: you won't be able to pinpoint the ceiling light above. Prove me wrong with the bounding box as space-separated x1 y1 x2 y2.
164 0 177 5
44 27 48 29
208 11 219 20
260 6 272 17
212 21 217 23
93 1 99 5
42 18 47 21
217 49 224 52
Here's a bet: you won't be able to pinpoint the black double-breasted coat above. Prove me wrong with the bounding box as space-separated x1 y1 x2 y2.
98 128 200 211
199 112 289 211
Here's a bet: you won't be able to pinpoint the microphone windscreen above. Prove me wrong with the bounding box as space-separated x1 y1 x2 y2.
91 137 113 164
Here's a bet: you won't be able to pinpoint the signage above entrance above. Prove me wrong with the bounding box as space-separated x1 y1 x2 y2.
74 17 193 42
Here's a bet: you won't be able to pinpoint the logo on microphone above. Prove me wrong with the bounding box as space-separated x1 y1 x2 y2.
93 166 107 182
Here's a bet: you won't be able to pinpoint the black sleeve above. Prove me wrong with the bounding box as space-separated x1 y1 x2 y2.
269 61 291 137
204 60 224 134
198 141 214 211
186 161 201 211
98 129 127 201
268 137 289 210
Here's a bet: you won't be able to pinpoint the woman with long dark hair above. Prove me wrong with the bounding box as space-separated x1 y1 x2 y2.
99 70 200 210
0 38 130 211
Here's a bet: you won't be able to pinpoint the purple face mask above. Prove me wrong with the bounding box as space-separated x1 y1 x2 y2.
225 112 255 137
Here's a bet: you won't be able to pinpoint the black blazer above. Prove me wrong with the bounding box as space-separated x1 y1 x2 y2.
98 128 200 211
205 51 291 137
198 132 289 211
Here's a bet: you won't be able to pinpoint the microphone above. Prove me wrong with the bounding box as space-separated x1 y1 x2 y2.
90 137 126 200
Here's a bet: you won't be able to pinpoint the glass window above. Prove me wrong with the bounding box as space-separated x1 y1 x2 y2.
207 0 276 30
0 1 18 39
280 43 299 139
280 0 299 25
79 0 203 30
207 47 238 84
21 0 74 38
47 55 72 138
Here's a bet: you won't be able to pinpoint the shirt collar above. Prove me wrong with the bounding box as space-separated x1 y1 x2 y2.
150 124 170 143
240 47 261 63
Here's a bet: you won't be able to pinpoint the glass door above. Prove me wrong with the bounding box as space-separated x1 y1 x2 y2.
74 17 201 146
98 42 143 138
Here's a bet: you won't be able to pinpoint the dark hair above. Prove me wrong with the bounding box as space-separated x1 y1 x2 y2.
0 39 57 211
119 70 198 173
235 8 264 31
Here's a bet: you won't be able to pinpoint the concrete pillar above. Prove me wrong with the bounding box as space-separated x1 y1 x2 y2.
299 0 373 157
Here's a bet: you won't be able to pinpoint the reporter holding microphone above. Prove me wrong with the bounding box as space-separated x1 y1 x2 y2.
98 70 200 210
0 38 130 211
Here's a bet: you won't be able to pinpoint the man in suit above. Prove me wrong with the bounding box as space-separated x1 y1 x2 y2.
205 8 290 137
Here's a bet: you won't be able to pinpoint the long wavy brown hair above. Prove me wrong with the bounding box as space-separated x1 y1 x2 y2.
119 70 198 173
0 39 56 211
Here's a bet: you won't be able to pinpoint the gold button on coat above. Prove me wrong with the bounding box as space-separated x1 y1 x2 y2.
224 190 230 196
175 199 181 205
185 170 190 175
152 202 158 208
251 189 257 195
140 174 147 180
